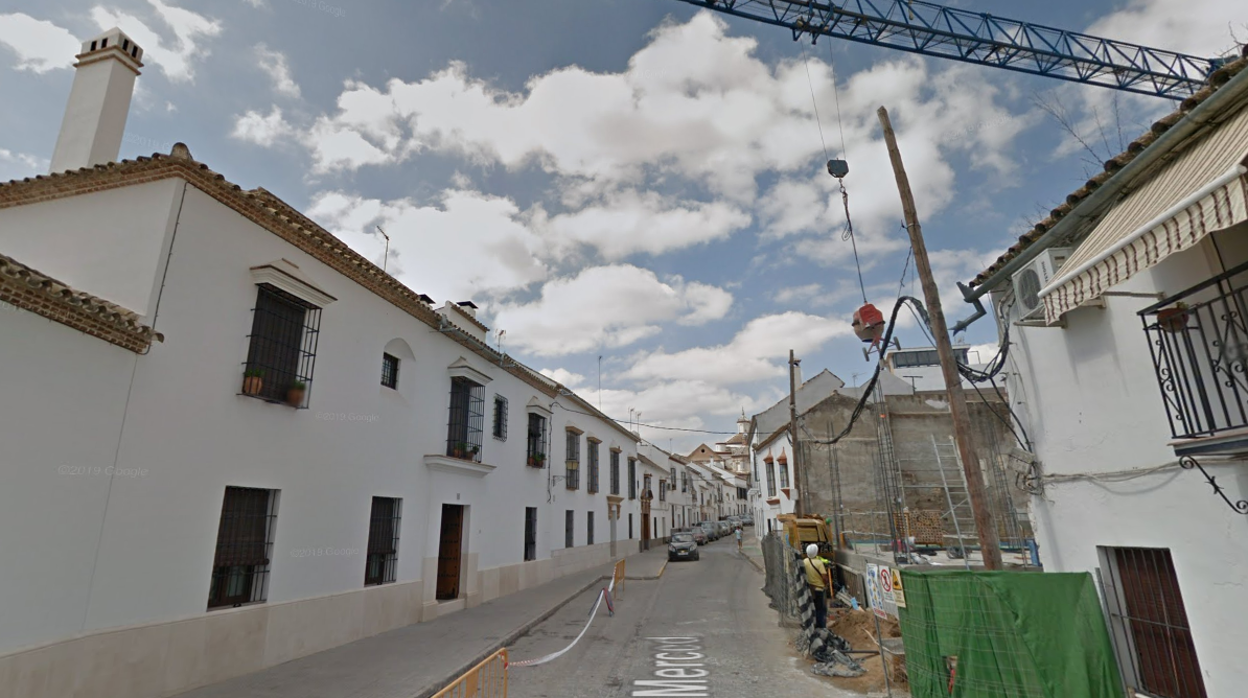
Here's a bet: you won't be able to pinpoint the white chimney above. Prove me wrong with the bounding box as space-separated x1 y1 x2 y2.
50 28 144 173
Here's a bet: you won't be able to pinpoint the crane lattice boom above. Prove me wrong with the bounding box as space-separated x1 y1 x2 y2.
679 0 1220 99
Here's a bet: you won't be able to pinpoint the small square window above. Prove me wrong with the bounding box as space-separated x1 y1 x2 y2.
381 353 399 389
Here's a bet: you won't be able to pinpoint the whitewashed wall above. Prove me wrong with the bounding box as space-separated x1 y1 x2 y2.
0 178 639 698
1002 239 1248 698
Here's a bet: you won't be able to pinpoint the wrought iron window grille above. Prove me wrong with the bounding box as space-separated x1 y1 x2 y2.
587 511 594 545
587 440 600 494
565 430 580 490
446 377 485 462
381 353 399 390
524 507 538 561
1140 259 1248 441
365 497 401 586
565 509 574 548
240 284 321 409
628 458 637 499
609 450 621 495
493 396 508 441
208 486 277 609
526 413 547 467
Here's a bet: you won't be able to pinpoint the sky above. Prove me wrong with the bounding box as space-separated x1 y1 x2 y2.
2 0 1245 453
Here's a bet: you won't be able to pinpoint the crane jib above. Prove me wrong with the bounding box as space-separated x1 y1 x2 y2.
679 0 1218 99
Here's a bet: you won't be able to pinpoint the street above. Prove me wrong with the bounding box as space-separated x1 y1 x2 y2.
506 536 852 698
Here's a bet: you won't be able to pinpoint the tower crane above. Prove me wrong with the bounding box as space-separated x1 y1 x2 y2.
677 0 1232 99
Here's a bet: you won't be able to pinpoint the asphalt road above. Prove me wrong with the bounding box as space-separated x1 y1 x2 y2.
505 536 854 698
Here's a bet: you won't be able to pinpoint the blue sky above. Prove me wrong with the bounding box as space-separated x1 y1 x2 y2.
2 0 1244 452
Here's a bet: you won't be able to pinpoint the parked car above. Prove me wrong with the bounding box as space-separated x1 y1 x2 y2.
727 515 743 529
691 528 708 545
699 522 719 541
742 515 754 527
668 532 700 561
716 520 731 536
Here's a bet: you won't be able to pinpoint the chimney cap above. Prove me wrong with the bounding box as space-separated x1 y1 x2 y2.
78 27 144 71
169 143 193 160
456 301 479 309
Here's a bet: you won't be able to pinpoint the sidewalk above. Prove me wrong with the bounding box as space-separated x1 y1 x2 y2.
172 549 670 698
741 532 766 573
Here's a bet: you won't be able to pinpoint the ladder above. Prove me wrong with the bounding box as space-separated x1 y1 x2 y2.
873 381 906 557
931 435 977 565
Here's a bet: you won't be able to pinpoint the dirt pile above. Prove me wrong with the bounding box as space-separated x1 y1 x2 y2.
816 609 907 694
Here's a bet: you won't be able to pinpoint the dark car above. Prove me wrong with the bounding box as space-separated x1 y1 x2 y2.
668 532 700 561
698 522 719 541
691 528 708 545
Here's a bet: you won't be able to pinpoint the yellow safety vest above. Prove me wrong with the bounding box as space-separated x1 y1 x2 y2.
804 558 829 589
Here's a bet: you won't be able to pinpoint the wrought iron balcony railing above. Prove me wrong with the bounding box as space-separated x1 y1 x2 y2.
1140 259 1248 441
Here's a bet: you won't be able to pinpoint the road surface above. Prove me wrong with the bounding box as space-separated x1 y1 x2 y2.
505 536 853 697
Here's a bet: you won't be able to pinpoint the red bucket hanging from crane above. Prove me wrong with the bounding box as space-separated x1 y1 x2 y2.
852 303 885 347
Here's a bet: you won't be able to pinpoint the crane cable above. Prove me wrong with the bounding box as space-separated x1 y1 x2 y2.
803 40 867 304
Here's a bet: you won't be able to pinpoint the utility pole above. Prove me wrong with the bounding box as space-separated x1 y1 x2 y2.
877 106 1004 570
788 350 806 518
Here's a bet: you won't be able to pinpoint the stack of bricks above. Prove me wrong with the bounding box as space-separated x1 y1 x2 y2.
893 510 946 546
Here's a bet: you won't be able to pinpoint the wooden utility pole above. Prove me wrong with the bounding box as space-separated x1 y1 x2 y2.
789 350 805 518
876 106 1004 570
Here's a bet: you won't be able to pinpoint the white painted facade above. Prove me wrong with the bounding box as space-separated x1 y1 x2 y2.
0 168 642 698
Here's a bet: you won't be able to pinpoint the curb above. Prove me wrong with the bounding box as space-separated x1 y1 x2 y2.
625 560 667 580
742 552 765 574
416 573 610 698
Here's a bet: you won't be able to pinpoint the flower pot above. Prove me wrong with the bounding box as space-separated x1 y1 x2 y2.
242 376 263 396
1157 307 1190 333
286 388 306 407
453 449 466 459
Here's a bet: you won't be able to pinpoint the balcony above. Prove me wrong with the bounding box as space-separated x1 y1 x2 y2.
1140 260 1248 454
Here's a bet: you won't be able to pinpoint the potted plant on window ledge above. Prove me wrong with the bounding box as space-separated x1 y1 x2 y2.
242 368 264 396
286 381 307 407
452 442 468 459
528 453 546 468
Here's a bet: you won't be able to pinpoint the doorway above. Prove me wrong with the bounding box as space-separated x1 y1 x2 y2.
436 504 464 600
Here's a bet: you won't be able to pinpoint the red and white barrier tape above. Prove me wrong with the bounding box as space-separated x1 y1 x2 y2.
508 577 616 668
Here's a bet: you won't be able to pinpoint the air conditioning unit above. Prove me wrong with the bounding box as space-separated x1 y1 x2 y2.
1011 247 1073 321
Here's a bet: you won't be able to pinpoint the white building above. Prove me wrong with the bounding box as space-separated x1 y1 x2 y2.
967 56 1248 698
0 29 642 698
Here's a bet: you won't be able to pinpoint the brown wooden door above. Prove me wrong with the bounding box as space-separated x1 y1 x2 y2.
436 504 464 600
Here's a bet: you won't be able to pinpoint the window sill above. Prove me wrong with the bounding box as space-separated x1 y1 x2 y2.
238 392 306 409
424 455 496 478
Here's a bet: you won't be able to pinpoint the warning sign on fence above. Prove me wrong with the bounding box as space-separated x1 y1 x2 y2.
866 564 887 619
892 569 906 608
880 565 895 605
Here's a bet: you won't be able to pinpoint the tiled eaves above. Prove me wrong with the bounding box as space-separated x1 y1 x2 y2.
0 151 566 400
972 55 1248 287
0 252 161 353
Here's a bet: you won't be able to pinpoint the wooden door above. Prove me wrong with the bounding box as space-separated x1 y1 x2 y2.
436 504 464 600
640 501 651 551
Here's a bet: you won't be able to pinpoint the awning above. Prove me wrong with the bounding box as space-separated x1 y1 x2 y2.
1039 106 1248 324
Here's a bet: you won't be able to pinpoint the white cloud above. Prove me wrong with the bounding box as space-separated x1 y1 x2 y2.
491 265 733 357
91 0 221 82
0 148 47 180
623 312 852 386
0 13 78 73
231 107 295 145
539 368 586 388
534 190 751 260
256 44 301 98
772 283 822 304
307 188 548 302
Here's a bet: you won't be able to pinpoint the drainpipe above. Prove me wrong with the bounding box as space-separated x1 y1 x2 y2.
951 63 1248 334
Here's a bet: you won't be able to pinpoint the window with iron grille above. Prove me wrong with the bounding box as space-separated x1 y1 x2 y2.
779 461 790 488
681 470 688 493
670 467 676 489
628 458 637 499
208 486 278 609
643 473 652 499
365 497 401 586
524 507 537 561
526 413 547 467
243 285 321 407
1099 547 1208 698
565 430 580 490
493 396 508 440
587 440 600 494
587 511 594 545
659 480 666 502
565 509 574 548
766 460 777 497
381 353 399 390
446 377 484 461
609 450 620 495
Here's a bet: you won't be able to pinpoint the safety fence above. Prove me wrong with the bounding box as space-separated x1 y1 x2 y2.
612 558 626 601
431 648 508 698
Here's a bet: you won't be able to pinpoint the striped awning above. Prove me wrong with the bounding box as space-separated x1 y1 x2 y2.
1039 106 1248 324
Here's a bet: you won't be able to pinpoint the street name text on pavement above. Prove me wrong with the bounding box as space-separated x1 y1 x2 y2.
634 637 708 696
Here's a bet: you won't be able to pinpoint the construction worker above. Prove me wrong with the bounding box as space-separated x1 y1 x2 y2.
804 543 831 629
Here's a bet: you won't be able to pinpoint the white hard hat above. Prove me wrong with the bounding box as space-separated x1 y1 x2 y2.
806 544 819 558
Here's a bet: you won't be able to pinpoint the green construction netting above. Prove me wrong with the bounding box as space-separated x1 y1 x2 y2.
897 570 1124 698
